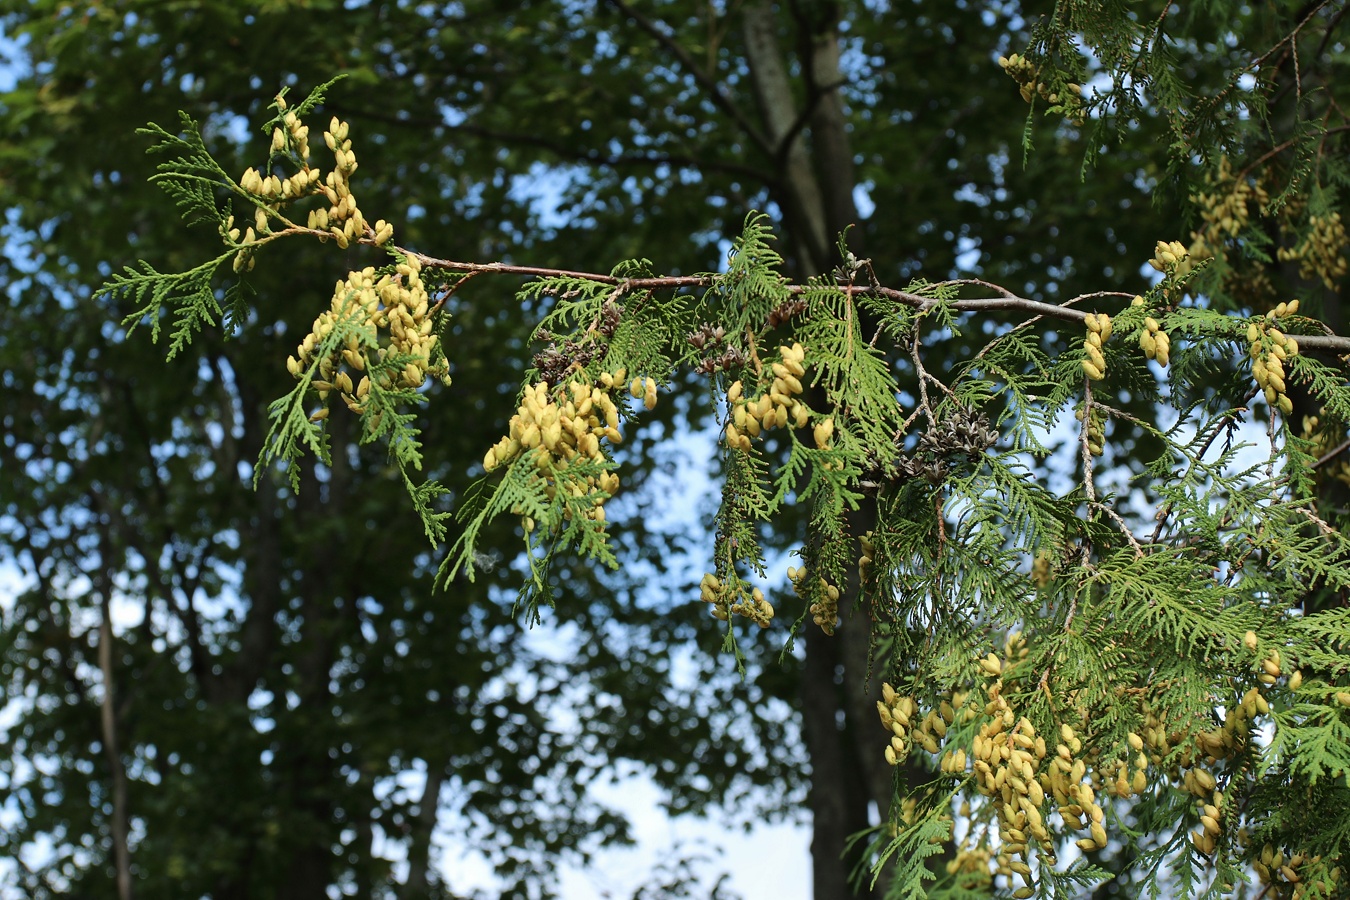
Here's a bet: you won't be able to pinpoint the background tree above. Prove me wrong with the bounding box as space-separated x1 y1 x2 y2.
5 1 1350 899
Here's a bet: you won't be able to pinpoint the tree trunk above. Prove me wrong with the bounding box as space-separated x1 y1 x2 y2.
741 7 899 897
403 763 447 899
90 495 135 900
98 594 134 900
743 1 831 274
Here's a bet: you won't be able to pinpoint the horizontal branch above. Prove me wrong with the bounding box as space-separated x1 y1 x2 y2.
408 247 1350 354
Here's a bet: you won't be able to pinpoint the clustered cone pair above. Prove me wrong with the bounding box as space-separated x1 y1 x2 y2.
787 565 839 635
858 531 876 583
1075 404 1106 457
725 343 833 452
698 573 773 626
1080 312 1112 381
869 627 1327 894
1248 300 1301 416
876 635 1108 897
1253 844 1342 898
287 257 448 423
482 372 631 528
1278 211 1349 290
997 53 1085 125
1192 157 1265 248
1131 295 1172 366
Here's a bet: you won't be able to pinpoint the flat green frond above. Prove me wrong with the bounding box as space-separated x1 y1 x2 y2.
100 254 231 358
256 377 332 493
138 112 234 227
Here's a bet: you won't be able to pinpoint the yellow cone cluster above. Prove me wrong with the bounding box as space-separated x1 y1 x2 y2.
858 532 876 582
481 376 631 534
1279 211 1348 290
1253 844 1342 898
1301 414 1350 487
313 117 367 249
238 101 324 223
875 634 1137 893
1102 731 1150 801
287 258 448 421
895 796 952 848
997 53 1085 125
222 102 325 274
788 565 839 634
486 372 626 474
1148 240 1195 279
1247 301 1301 415
1075 404 1106 456
1138 316 1170 366
724 343 817 452
944 809 994 890
698 573 774 627
869 626 1316 887
1258 644 1284 686
1188 159 1276 304
229 102 397 280
1080 313 1112 381
1130 668 1278 858
1191 157 1265 250
968 641 1108 887
1030 550 1052 588
1132 297 1172 366
876 682 943 765
1189 790 1227 855
972 700 1061 888
628 375 659 411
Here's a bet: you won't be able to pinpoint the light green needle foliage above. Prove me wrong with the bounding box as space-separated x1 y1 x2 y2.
103 82 1350 899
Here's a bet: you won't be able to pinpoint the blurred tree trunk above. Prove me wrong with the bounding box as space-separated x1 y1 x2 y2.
743 5 892 896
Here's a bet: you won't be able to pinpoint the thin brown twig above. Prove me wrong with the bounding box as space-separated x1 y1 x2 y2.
909 317 936 428
428 269 481 317
259 233 1350 353
1247 0 1334 73
1081 381 1098 504
1092 501 1145 558
1313 437 1350 469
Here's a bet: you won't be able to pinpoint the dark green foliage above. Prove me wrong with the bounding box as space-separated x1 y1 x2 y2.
8 1 1350 898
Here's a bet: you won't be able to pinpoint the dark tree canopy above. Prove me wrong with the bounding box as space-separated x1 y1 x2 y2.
3 2 1350 900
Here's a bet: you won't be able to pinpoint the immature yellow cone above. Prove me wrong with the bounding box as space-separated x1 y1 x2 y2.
813 417 835 449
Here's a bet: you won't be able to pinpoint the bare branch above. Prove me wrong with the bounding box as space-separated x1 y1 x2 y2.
393 245 1350 353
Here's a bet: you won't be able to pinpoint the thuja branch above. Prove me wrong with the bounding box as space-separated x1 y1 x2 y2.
407 249 1350 353
102 80 1350 900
